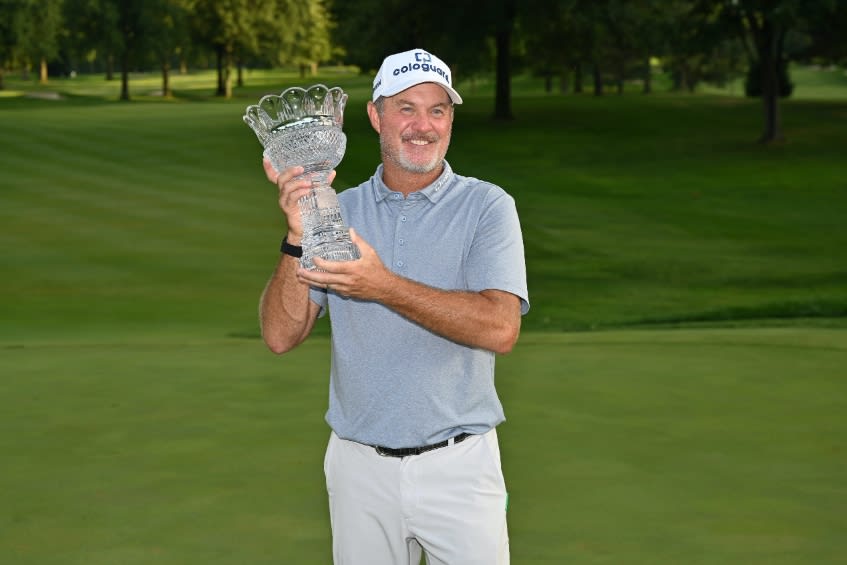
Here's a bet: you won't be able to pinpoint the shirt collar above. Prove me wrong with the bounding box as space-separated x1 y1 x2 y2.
372 161 455 203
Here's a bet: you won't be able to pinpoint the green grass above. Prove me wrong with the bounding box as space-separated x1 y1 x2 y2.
700 64 847 100
2 71 845 339
1 68 846 563
1 329 845 564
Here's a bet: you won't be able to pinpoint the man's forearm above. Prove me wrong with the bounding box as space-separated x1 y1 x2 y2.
376 273 521 355
259 254 316 354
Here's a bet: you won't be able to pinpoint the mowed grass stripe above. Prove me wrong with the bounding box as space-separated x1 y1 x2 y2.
498 329 846 563
1 329 844 563
2 83 846 339
1 103 275 259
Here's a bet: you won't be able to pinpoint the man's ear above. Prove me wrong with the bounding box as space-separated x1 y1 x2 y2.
366 101 381 134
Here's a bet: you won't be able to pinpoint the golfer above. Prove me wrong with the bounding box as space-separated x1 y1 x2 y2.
260 48 529 564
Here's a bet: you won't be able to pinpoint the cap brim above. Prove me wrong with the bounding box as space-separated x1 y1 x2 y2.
376 80 463 105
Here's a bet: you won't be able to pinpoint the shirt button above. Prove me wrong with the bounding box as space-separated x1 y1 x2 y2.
400 215 407 222
399 238 405 245
396 260 404 267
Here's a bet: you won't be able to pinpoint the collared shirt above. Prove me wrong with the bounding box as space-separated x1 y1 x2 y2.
309 161 529 448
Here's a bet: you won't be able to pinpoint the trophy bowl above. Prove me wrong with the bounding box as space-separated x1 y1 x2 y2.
244 85 359 270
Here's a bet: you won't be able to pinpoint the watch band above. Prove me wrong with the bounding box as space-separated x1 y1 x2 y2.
280 235 303 258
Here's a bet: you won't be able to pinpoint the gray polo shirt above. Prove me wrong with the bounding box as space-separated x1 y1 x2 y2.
309 161 529 448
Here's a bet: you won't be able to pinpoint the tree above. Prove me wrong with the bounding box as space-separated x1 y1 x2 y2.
704 0 834 143
662 1 744 93
12 0 64 83
190 0 250 97
0 0 24 89
329 0 459 71
277 0 334 77
329 0 510 118
114 0 146 100
491 0 517 118
619 0 669 94
796 0 847 66
731 1 797 142
62 0 122 81
521 0 577 94
567 0 615 96
603 0 657 95
145 0 192 97
190 0 325 98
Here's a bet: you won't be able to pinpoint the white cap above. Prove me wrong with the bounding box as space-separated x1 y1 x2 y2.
372 48 463 104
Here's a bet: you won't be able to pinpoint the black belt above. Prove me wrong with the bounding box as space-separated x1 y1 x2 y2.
374 432 472 458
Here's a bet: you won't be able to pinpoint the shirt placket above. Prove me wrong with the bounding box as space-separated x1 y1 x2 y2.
391 193 426 276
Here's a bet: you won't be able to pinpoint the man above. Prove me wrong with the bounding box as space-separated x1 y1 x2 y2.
260 48 529 565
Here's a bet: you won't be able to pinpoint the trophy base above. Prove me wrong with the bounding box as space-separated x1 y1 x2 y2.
300 240 360 271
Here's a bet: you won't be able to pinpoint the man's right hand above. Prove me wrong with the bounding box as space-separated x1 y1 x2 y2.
263 159 337 243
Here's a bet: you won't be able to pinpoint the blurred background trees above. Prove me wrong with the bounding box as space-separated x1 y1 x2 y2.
0 0 844 138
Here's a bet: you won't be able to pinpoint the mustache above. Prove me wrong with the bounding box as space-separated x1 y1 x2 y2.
401 132 439 143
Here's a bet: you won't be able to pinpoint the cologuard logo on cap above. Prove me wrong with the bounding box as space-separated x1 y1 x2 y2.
372 49 463 104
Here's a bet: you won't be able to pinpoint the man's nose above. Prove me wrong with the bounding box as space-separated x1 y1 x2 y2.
408 113 433 131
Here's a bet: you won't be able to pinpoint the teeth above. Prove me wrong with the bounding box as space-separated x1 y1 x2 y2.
410 139 428 145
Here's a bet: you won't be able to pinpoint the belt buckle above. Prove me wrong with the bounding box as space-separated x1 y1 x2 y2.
374 445 393 457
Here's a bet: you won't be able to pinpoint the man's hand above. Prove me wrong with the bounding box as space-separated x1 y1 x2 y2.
263 158 336 243
296 228 393 300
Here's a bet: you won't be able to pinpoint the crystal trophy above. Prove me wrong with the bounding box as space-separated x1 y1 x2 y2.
244 84 360 270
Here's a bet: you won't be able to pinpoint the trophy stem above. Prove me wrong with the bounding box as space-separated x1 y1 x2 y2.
297 176 360 271
294 169 331 188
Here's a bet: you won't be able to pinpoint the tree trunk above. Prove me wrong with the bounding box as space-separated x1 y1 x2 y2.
493 29 513 119
493 0 515 120
106 54 114 81
592 63 603 96
758 19 783 143
0 68 5 90
573 63 583 93
40 58 48 84
119 16 132 101
224 46 233 99
544 73 552 93
678 63 690 92
215 45 226 96
615 60 624 94
559 67 569 94
120 53 130 101
642 56 652 94
161 59 171 98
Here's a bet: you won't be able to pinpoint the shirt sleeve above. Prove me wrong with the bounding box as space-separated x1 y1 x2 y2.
465 186 530 315
309 286 329 318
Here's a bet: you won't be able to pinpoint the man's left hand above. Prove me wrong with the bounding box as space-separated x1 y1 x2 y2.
296 228 393 300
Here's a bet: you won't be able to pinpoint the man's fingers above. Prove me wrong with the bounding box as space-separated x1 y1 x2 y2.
266 163 307 188
262 157 279 183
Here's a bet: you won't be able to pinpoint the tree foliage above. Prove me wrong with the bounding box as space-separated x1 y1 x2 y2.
703 0 818 141
1 0 335 98
1 0 846 140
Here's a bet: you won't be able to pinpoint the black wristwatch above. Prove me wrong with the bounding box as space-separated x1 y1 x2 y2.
280 235 303 258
